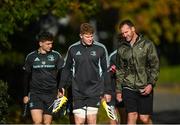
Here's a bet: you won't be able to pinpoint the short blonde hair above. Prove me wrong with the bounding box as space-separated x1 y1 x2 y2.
80 23 94 34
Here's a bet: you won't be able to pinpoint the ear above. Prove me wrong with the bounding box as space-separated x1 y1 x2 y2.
132 27 135 32
79 34 82 39
39 41 43 47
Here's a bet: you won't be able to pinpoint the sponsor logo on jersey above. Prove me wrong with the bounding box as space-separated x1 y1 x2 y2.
76 51 82 56
33 64 55 68
90 51 96 56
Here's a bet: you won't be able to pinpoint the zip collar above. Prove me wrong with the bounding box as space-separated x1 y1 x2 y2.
80 40 94 47
119 34 142 47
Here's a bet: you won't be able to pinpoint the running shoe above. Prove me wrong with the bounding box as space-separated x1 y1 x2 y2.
52 96 68 113
102 100 118 120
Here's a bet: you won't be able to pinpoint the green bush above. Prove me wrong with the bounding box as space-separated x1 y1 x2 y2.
0 80 9 123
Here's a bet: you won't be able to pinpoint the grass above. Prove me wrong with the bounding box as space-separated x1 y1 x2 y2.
158 65 180 84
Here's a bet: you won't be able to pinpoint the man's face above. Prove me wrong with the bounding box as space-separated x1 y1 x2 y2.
120 24 135 42
80 33 93 46
39 40 53 52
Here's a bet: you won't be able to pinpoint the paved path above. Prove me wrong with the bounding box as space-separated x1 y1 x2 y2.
152 87 180 124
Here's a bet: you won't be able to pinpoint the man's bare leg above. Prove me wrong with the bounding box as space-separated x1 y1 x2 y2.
43 114 52 125
87 114 97 124
139 114 152 124
74 115 85 125
127 112 138 125
30 109 43 124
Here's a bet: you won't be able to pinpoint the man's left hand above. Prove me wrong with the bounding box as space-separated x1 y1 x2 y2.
140 84 153 96
104 94 111 102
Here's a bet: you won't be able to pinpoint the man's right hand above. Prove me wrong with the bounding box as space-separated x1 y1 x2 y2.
116 92 122 102
110 64 116 73
57 88 65 98
23 96 29 104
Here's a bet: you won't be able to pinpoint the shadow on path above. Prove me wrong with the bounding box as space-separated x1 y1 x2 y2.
153 110 180 124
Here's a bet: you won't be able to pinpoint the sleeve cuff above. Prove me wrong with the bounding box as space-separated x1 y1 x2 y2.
148 82 155 87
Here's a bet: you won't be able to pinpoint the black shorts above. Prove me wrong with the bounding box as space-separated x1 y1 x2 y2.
115 100 125 108
122 89 153 115
29 92 57 115
73 96 101 109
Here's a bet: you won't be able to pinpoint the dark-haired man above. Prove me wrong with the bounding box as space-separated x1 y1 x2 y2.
23 31 64 124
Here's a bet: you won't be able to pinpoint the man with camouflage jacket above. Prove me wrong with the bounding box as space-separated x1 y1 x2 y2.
116 19 159 124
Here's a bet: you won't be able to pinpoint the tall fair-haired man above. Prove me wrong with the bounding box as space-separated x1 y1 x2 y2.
59 23 112 124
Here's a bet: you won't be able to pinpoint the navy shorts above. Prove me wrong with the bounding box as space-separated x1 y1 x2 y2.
115 100 125 108
122 89 153 115
29 92 57 115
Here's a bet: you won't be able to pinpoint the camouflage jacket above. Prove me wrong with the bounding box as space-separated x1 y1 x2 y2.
116 35 160 92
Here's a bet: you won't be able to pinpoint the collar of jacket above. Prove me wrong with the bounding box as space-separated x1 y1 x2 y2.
119 34 143 47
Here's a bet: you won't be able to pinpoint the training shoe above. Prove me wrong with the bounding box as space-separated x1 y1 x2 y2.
102 100 118 120
52 96 68 113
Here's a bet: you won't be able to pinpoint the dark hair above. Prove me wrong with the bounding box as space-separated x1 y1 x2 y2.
37 31 53 42
80 23 94 34
119 19 135 29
